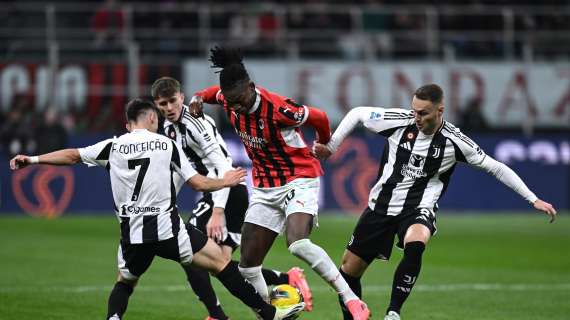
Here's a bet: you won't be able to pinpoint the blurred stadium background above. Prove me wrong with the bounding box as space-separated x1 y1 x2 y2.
0 0 568 319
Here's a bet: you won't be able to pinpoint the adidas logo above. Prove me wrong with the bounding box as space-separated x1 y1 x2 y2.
399 142 412 151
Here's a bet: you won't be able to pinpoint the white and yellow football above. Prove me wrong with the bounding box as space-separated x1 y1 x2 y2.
269 284 304 308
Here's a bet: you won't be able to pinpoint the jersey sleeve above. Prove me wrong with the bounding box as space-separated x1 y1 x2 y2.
447 125 487 166
170 141 198 182
184 115 218 156
275 97 309 128
78 138 114 168
360 107 415 135
194 85 223 105
327 107 413 153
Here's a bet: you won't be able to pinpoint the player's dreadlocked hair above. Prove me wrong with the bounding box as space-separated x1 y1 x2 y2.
209 46 250 91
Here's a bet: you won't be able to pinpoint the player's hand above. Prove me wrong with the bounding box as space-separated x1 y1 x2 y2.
223 167 247 187
533 199 557 223
207 207 227 244
312 143 332 160
10 155 33 170
189 95 204 118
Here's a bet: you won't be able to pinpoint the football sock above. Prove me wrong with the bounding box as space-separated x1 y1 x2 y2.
388 241 425 314
183 264 228 320
338 268 362 320
289 239 358 303
262 268 289 285
106 281 134 320
239 264 270 302
216 261 275 319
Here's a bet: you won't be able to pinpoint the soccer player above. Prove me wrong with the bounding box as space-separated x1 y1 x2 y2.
312 84 557 320
9 98 305 320
188 46 370 320
151 76 311 320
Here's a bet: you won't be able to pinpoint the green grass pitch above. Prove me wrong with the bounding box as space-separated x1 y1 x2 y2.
1 212 568 319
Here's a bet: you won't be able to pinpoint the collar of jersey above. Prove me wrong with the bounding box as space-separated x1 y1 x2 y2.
247 88 262 114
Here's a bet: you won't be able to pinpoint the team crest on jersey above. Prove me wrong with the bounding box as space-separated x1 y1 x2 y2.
431 146 441 158
258 119 265 129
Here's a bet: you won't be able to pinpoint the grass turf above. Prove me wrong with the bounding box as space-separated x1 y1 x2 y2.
0 212 568 319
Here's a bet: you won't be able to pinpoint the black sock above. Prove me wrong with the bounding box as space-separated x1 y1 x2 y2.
215 261 275 320
388 241 425 315
262 268 289 285
184 264 228 320
106 281 134 320
338 268 362 320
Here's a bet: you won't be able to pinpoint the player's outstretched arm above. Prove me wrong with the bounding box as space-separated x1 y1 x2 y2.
187 167 247 192
10 149 81 170
476 156 557 223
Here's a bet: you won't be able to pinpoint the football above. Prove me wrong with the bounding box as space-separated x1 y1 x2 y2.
270 284 304 308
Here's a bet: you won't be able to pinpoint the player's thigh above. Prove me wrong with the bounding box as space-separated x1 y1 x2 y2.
192 238 230 274
240 219 278 267
341 249 370 278
117 241 155 282
347 207 398 264
398 208 437 247
284 212 313 246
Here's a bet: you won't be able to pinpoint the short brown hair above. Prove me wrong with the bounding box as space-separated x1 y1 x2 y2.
414 84 443 105
125 98 159 122
151 77 181 100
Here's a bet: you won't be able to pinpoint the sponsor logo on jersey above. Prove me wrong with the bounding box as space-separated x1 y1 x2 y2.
401 154 427 179
237 130 267 149
121 204 161 215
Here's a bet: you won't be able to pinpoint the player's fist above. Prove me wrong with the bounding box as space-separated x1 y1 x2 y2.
10 155 34 170
189 95 204 118
223 167 247 186
312 143 332 160
533 199 557 223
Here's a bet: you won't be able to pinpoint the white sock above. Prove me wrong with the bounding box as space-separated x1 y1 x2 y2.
289 239 357 303
238 265 269 302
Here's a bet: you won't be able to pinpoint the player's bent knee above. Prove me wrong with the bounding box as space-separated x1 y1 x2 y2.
404 223 431 245
288 238 313 258
341 250 368 277
117 273 138 287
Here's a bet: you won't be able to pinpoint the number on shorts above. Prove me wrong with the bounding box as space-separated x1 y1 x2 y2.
284 189 296 207
193 201 211 217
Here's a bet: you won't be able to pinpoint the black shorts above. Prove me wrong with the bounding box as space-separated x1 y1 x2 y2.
347 207 437 264
117 224 208 280
187 184 249 250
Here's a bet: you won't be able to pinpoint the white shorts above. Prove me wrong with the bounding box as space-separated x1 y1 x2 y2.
244 177 320 234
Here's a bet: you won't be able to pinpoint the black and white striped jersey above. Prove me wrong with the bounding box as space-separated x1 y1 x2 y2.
327 107 537 216
78 129 197 243
163 105 235 209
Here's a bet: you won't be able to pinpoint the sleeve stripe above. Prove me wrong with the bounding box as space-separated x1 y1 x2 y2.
95 141 113 160
183 113 206 132
442 125 475 148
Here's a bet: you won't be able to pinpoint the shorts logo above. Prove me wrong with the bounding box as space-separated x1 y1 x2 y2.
296 200 305 207
348 235 355 246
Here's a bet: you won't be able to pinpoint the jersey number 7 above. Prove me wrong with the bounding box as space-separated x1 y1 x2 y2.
128 158 150 201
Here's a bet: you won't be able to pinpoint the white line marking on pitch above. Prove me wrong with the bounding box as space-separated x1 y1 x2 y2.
1 283 569 294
